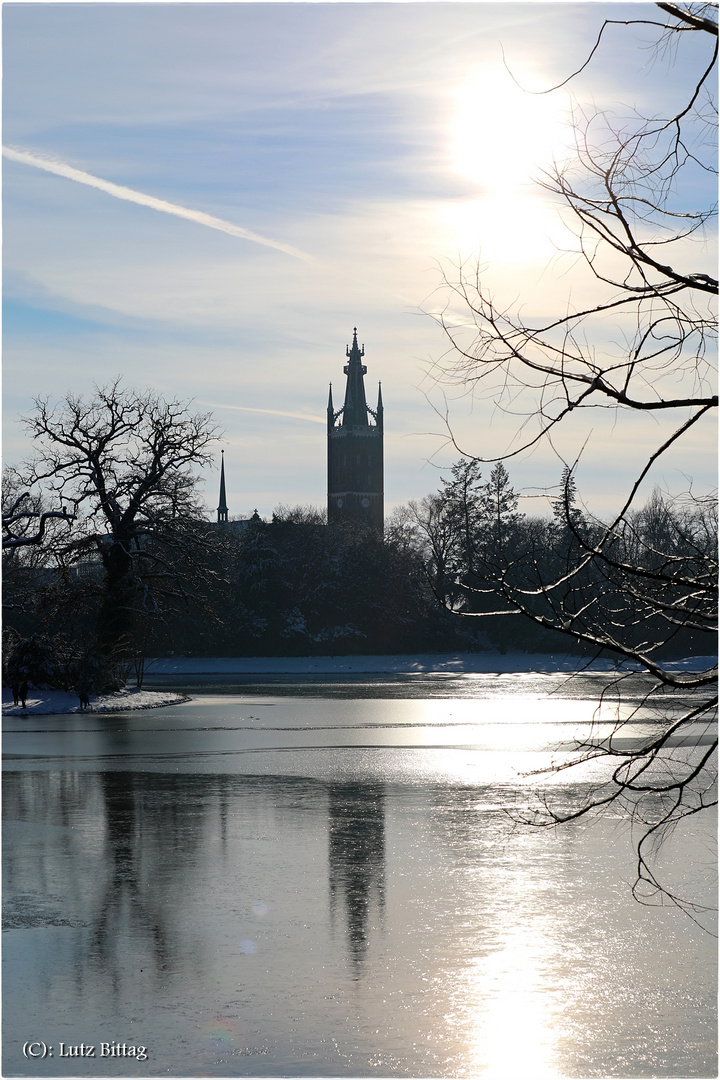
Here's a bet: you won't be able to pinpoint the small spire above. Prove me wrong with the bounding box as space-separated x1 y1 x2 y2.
346 326 365 359
217 449 229 523
327 383 336 430
377 381 383 409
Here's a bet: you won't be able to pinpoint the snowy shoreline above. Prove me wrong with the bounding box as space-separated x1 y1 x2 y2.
2 687 189 717
3 652 714 717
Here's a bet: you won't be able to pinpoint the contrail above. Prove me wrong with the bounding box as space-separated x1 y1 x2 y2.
3 145 315 262
201 402 325 425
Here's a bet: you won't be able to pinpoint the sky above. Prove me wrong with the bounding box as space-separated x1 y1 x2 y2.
3 1 717 521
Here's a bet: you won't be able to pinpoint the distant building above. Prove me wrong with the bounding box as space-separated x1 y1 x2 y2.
216 448 263 531
216 328 384 532
327 328 384 532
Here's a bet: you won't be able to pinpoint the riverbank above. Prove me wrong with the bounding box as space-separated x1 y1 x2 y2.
2 687 188 716
4 652 714 716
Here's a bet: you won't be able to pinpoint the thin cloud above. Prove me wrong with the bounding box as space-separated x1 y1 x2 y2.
3 146 315 262
202 402 326 425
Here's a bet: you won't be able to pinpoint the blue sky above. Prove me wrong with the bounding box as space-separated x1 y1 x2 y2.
3 2 716 519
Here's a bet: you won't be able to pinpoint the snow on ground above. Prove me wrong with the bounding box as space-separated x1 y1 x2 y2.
146 652 717 676
3 687 188 717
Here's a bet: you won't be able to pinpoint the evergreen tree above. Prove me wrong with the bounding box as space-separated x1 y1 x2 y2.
478 462 522 552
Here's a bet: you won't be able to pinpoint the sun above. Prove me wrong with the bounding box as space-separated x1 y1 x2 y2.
450 70 568 191
443 69 571 262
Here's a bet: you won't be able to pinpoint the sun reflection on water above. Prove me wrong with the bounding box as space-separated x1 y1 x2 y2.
463 926 561 1078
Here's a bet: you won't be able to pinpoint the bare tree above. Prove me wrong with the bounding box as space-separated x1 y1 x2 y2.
2 469 75 553
2 471 79 649
18 380 221 676
2 492 75 550
430 3 717 920
405 459 485 606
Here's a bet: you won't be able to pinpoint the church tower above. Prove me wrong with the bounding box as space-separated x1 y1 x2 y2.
327 328 384 532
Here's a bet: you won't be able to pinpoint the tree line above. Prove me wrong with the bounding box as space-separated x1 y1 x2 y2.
403 459 716 662
3 382 713 694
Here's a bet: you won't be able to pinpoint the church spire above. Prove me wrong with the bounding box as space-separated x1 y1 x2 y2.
342 327 369 428
217 450 229 523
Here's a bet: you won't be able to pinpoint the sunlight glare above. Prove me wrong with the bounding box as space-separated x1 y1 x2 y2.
442 192 565 263
466 930 559 1077
451 71 567 190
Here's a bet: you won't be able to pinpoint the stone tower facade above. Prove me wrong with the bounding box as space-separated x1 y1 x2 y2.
327 328 384 531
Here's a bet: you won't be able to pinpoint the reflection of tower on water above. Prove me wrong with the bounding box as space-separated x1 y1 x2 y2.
84 773 170 986
86 773 213 987
328 783 386 972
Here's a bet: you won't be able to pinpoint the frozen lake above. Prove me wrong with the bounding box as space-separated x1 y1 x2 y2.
3 673 717 1077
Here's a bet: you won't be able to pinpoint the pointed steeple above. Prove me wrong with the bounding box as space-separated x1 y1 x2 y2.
217 450 229 523
342 327 369 427
376 382 383 429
